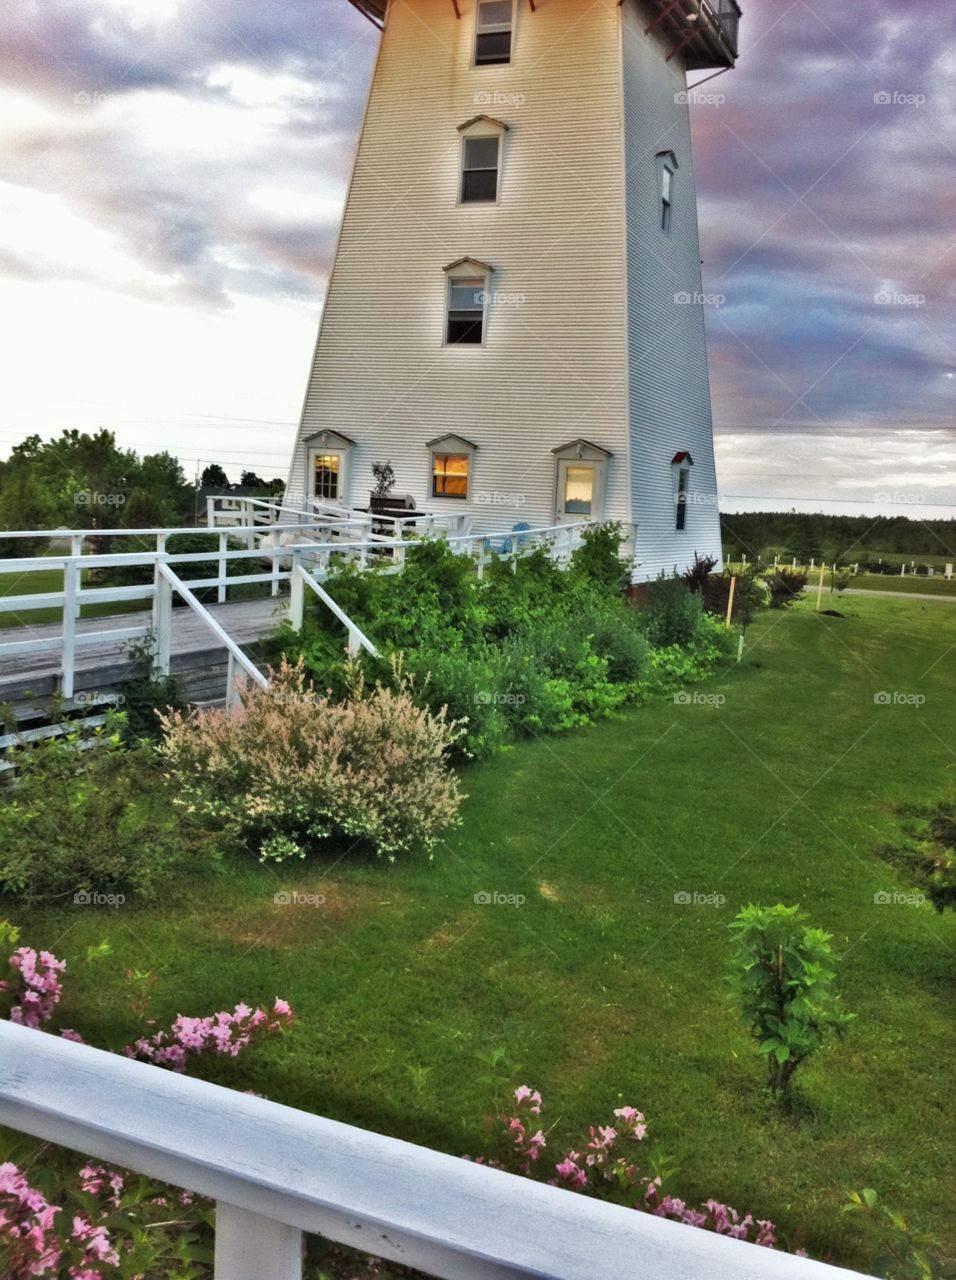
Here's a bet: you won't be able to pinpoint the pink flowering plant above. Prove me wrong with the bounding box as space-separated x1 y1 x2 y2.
468 1085 779 1250
0 922 292 1279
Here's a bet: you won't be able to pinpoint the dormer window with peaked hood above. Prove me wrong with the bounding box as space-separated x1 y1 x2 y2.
672 451 694 530
457 116 509 204
443 257 493 346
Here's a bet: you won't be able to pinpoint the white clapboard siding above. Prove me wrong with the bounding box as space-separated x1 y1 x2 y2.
289 0 726 579
621 2 724 580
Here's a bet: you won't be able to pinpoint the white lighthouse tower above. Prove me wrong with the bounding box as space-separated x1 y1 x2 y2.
288 0 741 580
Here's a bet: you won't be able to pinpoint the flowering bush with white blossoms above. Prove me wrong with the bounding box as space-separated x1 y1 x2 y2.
158 658 465 863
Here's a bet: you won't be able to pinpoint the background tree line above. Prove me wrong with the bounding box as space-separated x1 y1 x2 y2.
0 430 283 551
721 510 955 566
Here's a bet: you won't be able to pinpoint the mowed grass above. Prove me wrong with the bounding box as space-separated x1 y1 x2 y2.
11 595 956 1269
0 560 148 629
847 571 956 596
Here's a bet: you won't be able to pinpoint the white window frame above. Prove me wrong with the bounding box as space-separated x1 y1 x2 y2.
671 454 694 531
656 150 678 235
473 0 515 69
551 439 612 525
426 434 477 503
304 431 354 509
459 133 503 205
442 260 493 348
308 448 348 506
661 165 674 233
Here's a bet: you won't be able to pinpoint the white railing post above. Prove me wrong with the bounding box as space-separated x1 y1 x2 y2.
270 542 281 597
152 557 173 678
218 532 228 603
290 556 304 630
206 495 216 528
225 652 239 711
70 534 83 619
214 1203 302 1280
61 555 79 699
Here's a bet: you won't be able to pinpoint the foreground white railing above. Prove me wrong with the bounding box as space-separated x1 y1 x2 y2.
0 1023 867 1280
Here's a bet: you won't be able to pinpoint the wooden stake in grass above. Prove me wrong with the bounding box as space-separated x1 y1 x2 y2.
815 562 826 611
725 575 737 627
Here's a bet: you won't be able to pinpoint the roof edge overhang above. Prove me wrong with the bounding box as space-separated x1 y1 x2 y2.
345 0 386 29
552 439 614 459
425 432 479 451
443 256 495 275
457 115 510 133
642 0 741 72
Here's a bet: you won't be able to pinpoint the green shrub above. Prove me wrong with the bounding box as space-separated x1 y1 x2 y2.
768 568 808 608
728 903 854 1095
884 798 956 914
0 724 202 904
701 570 769 628
315 540 485 654
402 646 512 760
277 529 730 760
570 602 650 684
642 575 703 647
568 522 630 593
481 548 564 642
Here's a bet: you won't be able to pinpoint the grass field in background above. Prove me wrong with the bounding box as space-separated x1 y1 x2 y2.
7 595 956 1269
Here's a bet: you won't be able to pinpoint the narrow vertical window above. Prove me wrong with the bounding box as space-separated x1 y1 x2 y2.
675 467 689 530
461 135 500 203
475 0 513 66
661 164 674 233
446 278 486 345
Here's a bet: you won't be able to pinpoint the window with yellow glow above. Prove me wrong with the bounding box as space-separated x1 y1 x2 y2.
432 453 470 499
313 454 340 501
563 466 594 515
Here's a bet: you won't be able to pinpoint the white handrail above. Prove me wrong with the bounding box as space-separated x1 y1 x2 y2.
0 520 598 698
154 562 269 707
0 1022 866 1280
290 560 378 657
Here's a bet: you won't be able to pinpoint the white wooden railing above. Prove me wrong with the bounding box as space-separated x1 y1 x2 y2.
0 520 593 702
207 494 469 542
0 1022 867 1280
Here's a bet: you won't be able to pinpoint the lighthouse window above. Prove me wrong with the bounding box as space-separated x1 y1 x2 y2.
446 278 486 345
461 135 500 203
475 1 513 66
432 453 470 499
661 165 674 233
675 467 689 530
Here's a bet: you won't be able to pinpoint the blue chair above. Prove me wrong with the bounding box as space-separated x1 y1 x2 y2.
484 522 531 555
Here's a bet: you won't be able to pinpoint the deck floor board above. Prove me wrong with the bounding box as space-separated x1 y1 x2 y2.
0 596 287 694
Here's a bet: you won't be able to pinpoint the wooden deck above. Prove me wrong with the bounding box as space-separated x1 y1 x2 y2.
0 596 287 703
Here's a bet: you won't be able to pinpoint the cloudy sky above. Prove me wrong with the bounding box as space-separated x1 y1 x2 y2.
0 0 954 517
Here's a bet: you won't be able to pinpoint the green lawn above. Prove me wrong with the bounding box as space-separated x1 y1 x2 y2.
9 595 956 1270
0 561 149 629
845 571 956 596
